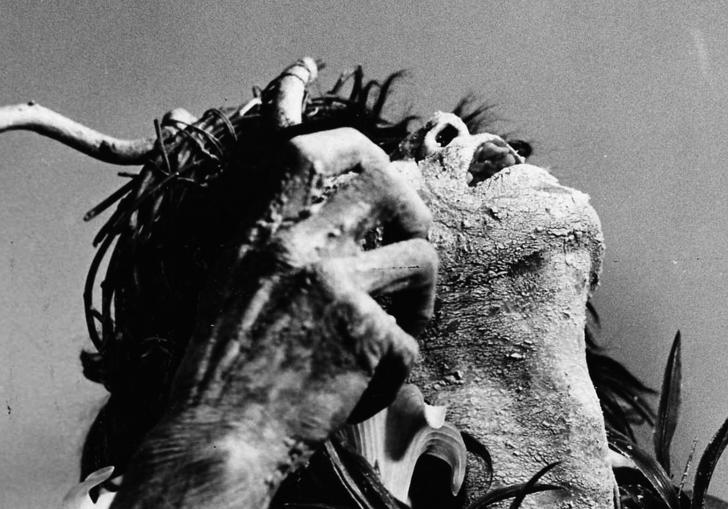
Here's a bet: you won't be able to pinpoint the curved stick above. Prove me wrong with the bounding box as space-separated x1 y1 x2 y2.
262 56 318 128
0 57 315 165
0 102 157 165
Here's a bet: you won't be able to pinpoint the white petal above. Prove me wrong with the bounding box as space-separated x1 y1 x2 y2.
60 466 116 509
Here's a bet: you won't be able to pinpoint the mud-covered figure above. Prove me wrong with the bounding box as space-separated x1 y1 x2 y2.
2 59 614 508
396 113 611 508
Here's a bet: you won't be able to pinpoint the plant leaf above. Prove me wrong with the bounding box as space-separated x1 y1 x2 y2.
600 390 638 442
508 462 562 509
341 384 467 504
588 348 657 440
463 462 563 509
465 484 562 509
461 431 494 493
608 428 682 509
586 299 601 327
588 350 659 397
281 504 347 509
679 438 699 493
61 466 116 509
323 439 401 509
604 381 656 426
691 416 728 509
654 331 682 476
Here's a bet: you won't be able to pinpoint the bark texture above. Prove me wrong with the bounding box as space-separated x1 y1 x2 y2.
395 128 613 508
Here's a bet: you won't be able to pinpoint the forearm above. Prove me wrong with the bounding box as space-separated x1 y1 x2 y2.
109 405 308 509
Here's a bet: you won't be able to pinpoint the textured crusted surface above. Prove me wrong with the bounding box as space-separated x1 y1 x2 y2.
395 131 612 508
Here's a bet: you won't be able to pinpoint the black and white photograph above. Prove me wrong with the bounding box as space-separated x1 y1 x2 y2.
2 2 728 508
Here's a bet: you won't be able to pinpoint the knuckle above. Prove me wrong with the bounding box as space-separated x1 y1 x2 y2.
288 127 388 176
285 136 321 174
398 332 420 364
266 233 310 268
313 258 351 286
348 130 389 167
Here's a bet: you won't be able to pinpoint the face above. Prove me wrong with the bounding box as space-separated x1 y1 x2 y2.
393 111 599 285
395 113 612 507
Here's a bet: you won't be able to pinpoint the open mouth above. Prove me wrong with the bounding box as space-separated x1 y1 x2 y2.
467 139 521 186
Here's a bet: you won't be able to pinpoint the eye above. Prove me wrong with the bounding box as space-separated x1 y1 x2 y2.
434 124 460 148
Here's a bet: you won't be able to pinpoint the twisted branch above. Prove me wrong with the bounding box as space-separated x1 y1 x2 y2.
0 57 318 166
0 102 157 165
262 56 318 128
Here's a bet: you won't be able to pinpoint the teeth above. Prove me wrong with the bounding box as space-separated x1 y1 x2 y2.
339 384 467 506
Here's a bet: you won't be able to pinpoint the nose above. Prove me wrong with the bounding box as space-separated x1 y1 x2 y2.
468 139 520 186
419 112 469 160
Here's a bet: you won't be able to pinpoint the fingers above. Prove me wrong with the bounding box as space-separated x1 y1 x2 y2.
278 165 431 262
262 127 436 423
325 239 437 335
346 239 437 295
331 290 419 424
276 128 431 260
288 127 389 177
314 239 437 423
347 334 415 424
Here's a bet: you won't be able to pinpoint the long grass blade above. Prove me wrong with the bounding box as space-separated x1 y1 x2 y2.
588 351 659 396
586 299 601 327
83 178 137 222
679 438 698 493
508 462 562 509
588 350 657 434
464 462 562 509
691 417 728 509
608 428 681 509
461 431 494 493
282 505 350 509
601 391 638 442
323 439 401 509
654 331 682 476
465 484 562 509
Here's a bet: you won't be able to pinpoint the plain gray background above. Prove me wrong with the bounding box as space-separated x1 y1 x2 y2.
2 1 728 506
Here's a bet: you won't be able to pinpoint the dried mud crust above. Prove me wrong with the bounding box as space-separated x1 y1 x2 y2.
404 156 612 508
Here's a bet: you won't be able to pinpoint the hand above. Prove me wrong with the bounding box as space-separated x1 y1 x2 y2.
110 127 437 509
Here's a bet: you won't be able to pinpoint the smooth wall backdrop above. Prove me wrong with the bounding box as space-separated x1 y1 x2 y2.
2 1 727 505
